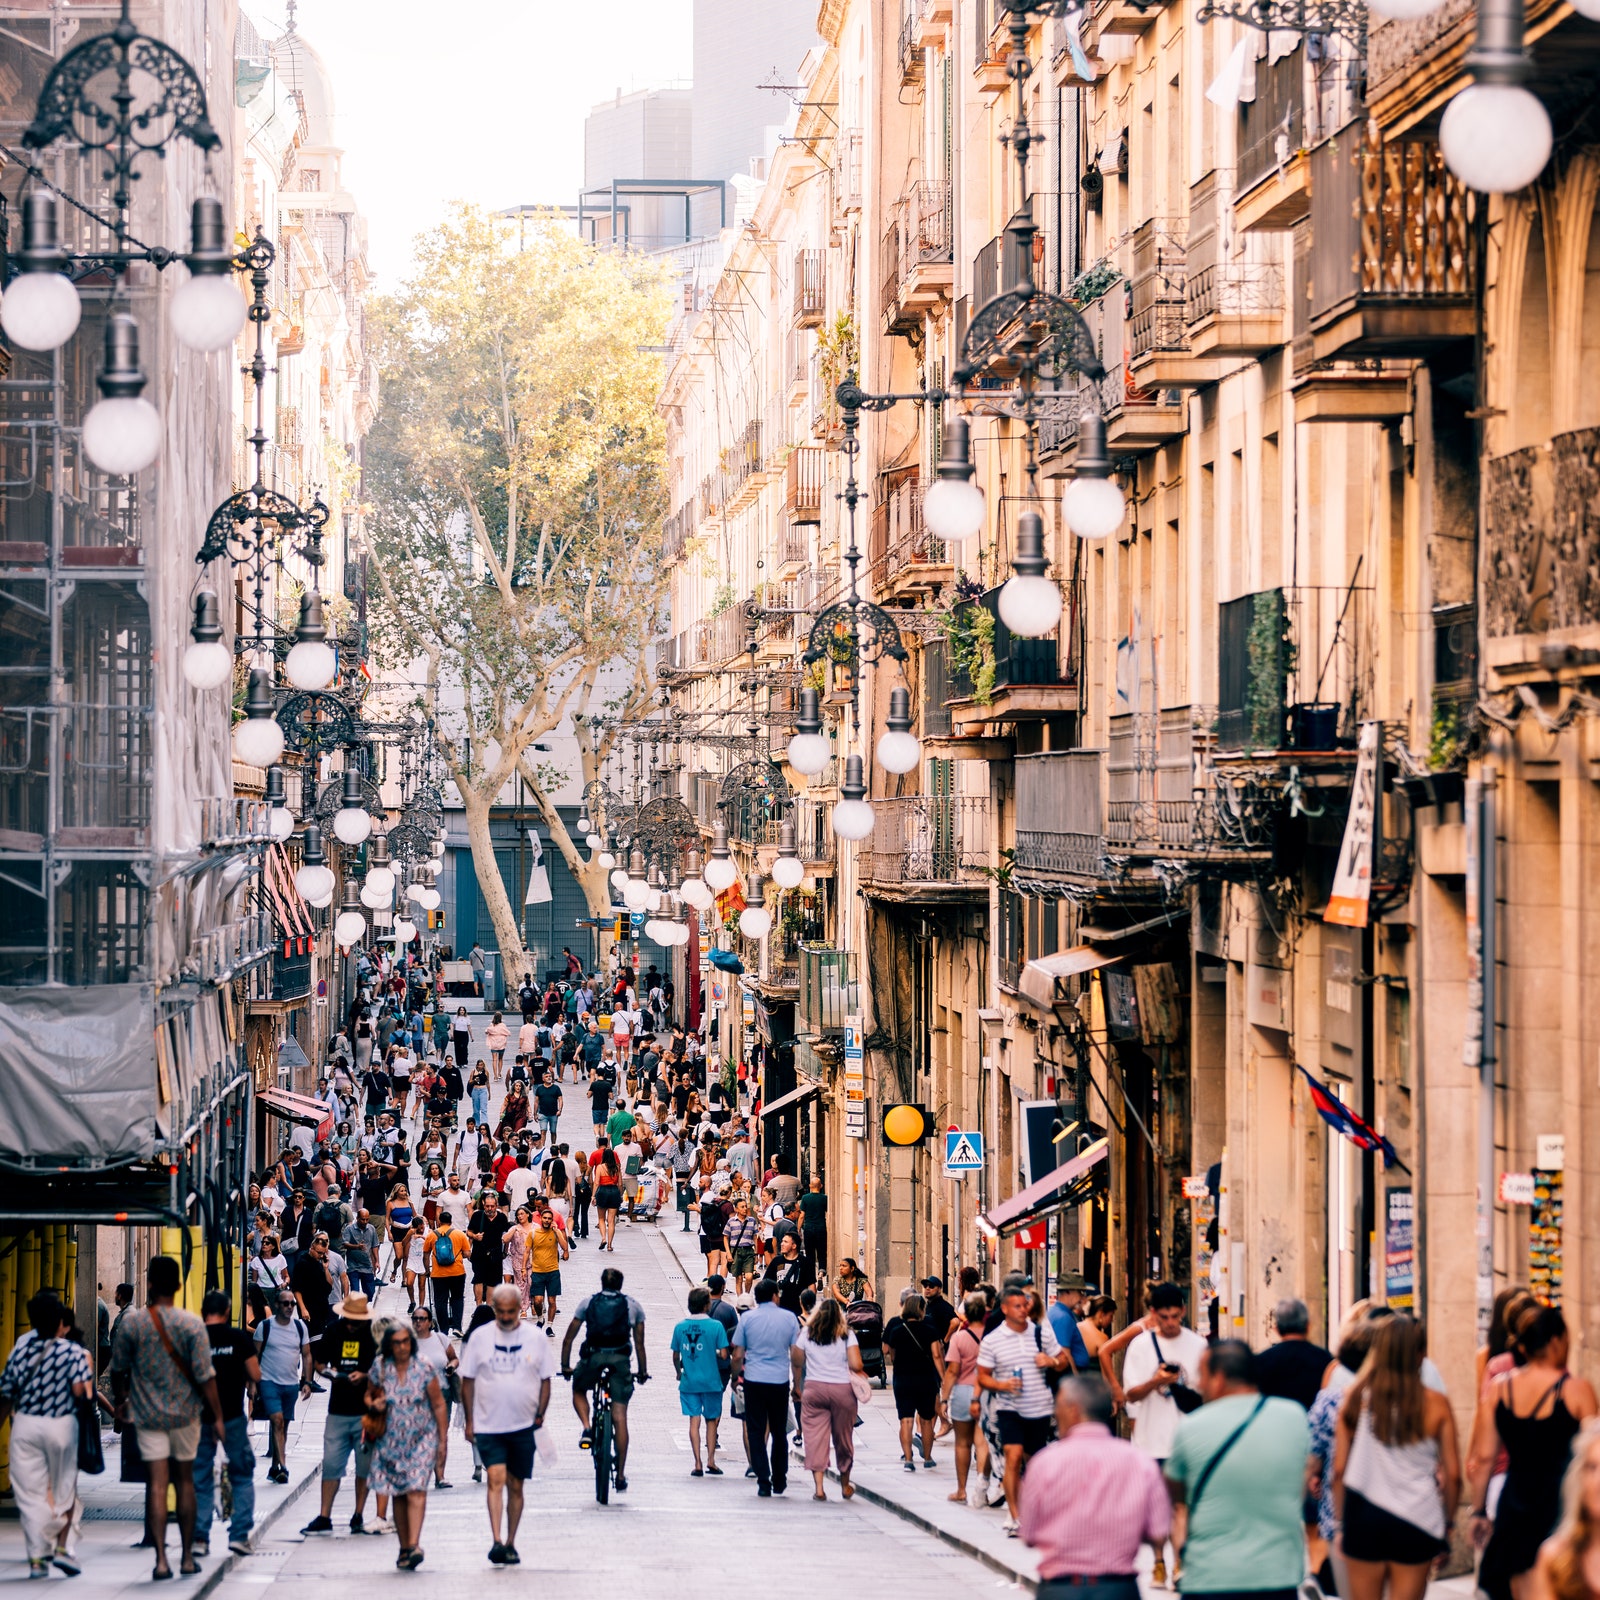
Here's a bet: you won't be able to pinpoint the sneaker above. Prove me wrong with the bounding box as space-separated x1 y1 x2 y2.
487 1543 507 1566
348 1514 365 1535
191 1540 210 1558
545 1325 555 1337
51 1552 81 1577
1151 1560 1170 1589
228 1541 251 1557
902 1459 917 1473
472 1467 483 1483
579 1428 592 1451
28 1560 49 1580
757 1485 772 1498
300 1516 334 1536
1004 1518 1020 1539
368 1519 395 1535
613 1476 628 1493
268 1465 290 1485
501 1547 520 1566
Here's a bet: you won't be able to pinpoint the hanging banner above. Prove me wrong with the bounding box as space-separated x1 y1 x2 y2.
843 1015 865 1139
1384 1187 1414 1311
1325 720 1381 927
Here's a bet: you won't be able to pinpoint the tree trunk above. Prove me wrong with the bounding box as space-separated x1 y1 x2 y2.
516 757 615 974
459 785 530 989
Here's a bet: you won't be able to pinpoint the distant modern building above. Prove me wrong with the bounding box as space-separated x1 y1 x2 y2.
692 0 817 187
583 87 694 249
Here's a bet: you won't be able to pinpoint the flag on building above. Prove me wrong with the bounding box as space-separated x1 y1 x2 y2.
1295 1063 1400 1169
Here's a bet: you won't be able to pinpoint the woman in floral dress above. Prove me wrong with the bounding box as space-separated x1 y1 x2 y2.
366 1323 448 1570
506 1206 535 1316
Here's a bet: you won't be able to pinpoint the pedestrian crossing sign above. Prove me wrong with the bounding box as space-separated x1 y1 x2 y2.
945 1129 984 1174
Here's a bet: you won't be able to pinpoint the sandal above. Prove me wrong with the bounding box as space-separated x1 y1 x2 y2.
152 1567 173 1582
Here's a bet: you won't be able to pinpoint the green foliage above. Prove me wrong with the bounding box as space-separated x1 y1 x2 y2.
1429 696 1469 771
941 600 997 707
815 312 858 424
1244 591 1291 750
1067 260 1121 305
708 582 738 618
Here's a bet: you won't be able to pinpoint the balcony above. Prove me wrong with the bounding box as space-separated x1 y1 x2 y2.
202 797 272 849
271 948 313 1003
1214 585 1375 753
1129 219 1224 389
797 944 859 1037
662 499 694 567
1309 121 1476 363
972 230 1028 314
192 911 273 985
870 473 950 600
784 325 810 400
1184 173 1285 358
973 0 1011 93
1105 709 1197 849
898 4 924 87
1015 750 1105 879
883 182 954 335
809 349 841 444
858 794 991 896
786 446 826 522
793 797 835 865
1235 47 1313 231
947 587 1079 729
724 418 765 510
776 521 810 572
833 129 863 220
793 249 826 329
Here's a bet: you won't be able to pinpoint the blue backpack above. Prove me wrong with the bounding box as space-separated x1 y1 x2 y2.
433 1230 457 1268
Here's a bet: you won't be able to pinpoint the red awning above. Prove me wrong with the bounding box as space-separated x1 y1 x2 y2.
978 1138 1110 1235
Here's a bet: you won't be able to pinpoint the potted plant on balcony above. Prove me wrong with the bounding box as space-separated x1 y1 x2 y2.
936 573 996 707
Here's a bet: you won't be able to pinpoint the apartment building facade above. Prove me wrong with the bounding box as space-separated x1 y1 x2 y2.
656 0 1600 1415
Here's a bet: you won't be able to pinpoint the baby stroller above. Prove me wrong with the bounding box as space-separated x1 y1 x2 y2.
845 1298 887 1388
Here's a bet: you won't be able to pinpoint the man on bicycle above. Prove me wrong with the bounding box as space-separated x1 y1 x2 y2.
560 1266 649 1492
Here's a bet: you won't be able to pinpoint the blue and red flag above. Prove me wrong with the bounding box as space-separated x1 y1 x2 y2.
1295 1063 1403 1170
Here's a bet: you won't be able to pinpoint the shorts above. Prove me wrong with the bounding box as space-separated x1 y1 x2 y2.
572 1347 634 1404
995 1410 1054 1455
621 1175 640 1197
1341 1488 1447 1565
527 1270 563 1296
699 1235 725 1258
595 1185 623 1210
257 1379 300 1421
135 1420 202 1462
894 1381 940 1422
680 1390 722 1420
729 1246 757 1276
321 1412 374 1481
948 1382 978 1422
475 1427 535 1480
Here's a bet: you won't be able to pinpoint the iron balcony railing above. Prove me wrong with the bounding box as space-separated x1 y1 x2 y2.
786 446 826 522
1237 44 1308 195
1015 750 1105 877
798 943 858 1037
794 797 834 863
793 248 826 328
202 797 272 848
858 795 990 888
1130 218 1188 359
1309 120 1475 333
946 587 1069 696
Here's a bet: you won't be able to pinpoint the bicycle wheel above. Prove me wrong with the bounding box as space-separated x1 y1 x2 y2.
593 1403 613 1504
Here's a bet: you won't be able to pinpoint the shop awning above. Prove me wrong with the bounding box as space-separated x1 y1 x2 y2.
759 1082 822 1118
277 1036 311 1072
978 1137 1109 1235
257 1087 331 1131
1018 946 1121 1008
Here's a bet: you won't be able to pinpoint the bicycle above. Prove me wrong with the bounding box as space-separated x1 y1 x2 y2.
565 1359 647 1503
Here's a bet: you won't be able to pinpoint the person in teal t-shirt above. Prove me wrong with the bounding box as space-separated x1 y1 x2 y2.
1164 1339 1309 1596
669 1286 730 1476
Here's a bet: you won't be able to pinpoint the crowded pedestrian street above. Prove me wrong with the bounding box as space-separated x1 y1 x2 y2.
3 0 1599 1594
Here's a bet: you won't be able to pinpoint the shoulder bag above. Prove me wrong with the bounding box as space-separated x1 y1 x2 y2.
1187 1395 1267 1518
1151 1331 1204 1414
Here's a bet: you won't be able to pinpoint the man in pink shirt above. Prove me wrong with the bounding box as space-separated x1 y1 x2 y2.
1020 1375 1171 1600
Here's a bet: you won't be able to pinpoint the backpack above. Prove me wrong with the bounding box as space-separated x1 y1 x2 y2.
314 1201 346 1236
433 1230 457 1268
585 1290 630 1348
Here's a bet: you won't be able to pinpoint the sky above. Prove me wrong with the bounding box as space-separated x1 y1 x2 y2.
249 0 694 285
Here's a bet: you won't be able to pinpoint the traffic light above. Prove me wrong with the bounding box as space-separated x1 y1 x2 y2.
881 1103 931 1146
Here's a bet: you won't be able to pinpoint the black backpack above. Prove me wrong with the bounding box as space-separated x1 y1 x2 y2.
585 1290 631 1348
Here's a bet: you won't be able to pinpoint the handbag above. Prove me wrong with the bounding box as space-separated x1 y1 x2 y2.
849 1371 874 1406
76 1392 106 1475
1150 1332 1204 1414
361 1372 389 1445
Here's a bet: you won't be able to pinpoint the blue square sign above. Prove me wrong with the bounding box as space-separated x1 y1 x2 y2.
945 1130 984 1174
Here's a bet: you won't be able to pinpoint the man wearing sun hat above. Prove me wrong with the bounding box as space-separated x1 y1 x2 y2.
1047 1273 1094 1374
300 1291 379 1537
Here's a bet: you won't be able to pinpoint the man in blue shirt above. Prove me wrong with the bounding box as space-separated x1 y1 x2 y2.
670 1287 729 1477
730 1279 801 1497
1047 1274 1094 1373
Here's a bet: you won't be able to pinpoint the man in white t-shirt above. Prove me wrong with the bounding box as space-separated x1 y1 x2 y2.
460 1284 554 1565
503 1154 541 1216
976 1281 1070 1535
1101 1281 1208 1585
618 1136 644 1219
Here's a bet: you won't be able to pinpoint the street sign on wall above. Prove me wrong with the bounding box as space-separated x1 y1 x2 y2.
843 1015 865 1138
945 1130 983 1174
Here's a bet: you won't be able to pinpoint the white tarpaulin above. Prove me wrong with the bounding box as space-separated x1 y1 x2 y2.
1018 946 1121 1008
